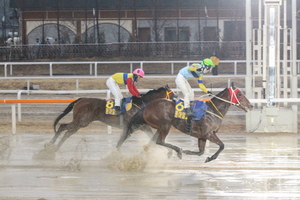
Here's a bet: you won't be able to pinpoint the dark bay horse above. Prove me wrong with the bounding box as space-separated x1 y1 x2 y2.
117 85 253 163
46 85 176 151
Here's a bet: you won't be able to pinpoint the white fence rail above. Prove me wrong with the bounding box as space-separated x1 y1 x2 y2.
0 60 243 77
1 60 300 78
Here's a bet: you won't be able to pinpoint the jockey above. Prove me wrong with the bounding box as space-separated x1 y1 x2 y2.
106 68 145 114
175 58 215 118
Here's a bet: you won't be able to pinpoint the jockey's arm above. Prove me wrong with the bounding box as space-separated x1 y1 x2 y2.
126 78 140 96
198 75 209 93
188 64 198 71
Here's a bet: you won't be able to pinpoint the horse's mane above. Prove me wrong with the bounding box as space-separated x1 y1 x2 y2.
216 87 228 97
143 87 165 96
131 87 165 102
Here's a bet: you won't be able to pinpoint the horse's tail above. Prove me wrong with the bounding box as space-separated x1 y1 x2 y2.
53 98 82 133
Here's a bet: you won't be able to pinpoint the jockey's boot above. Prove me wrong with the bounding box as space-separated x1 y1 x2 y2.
185 107 196 118
115 106 122 115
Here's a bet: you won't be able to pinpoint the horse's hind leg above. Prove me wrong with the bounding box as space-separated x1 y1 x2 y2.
155 128 183 159
45 123 68 147
51 122 82 151
205 133 224 163
182 138 206 156
55 129 78 151
147 132 173 158
140 124 154 139
117 124 152 149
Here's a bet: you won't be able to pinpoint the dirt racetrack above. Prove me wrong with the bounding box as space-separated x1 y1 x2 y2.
1 94 300 200
1 60 300 199
1 126 300 200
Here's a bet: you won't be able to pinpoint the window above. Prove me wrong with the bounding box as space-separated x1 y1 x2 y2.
165 28 176 41
164 27 190 41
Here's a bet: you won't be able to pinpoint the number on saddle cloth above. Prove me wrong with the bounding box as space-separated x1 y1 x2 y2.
174 99 207 120
105 97 133 115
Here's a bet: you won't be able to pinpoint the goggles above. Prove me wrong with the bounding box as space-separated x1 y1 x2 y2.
204 65 212 70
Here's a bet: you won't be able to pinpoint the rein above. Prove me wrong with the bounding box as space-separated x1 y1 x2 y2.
206 109 223 119
207 87 243 119
132 103 142 109
208 101 224 119
210 87 242 106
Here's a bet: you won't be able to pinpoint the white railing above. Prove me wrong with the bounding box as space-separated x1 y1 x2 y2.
0 60 246 77
1 60 300 78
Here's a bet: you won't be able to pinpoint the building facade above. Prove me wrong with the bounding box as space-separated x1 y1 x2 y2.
10 0 250 45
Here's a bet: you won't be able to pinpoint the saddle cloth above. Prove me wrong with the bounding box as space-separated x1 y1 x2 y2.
105 97 132 115
174 99 207 120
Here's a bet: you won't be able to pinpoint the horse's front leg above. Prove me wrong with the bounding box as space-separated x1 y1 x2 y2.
205 133 224 163
182 138 206 156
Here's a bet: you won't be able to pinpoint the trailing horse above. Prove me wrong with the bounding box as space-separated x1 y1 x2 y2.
46 85 176 151
116 84 253 163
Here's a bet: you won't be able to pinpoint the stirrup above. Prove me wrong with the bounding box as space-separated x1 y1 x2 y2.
115 106 122 115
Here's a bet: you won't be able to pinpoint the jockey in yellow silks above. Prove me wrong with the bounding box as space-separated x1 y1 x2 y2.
106 68 145 114
175 58 215 118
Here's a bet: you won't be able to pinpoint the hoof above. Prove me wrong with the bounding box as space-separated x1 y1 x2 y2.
205 157 211 163
44 142 52 148
177 148 182 159
143 145 150 152
167 150 173 158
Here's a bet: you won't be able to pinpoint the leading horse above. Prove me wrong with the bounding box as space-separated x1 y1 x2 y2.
117 84 253 162
46 85 176 151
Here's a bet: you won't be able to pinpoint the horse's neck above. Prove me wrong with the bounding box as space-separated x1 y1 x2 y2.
208 96 231 116
142 90 166 104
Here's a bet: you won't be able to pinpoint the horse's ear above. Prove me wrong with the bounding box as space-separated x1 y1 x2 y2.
165 84 169 89
231 82 235 88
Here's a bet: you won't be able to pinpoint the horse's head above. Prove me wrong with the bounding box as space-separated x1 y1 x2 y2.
164 84 177 99
227 86 253 112
213 83 253 112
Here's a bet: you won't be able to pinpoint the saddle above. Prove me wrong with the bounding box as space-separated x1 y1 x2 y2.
174 99 207 120
105 97 132 115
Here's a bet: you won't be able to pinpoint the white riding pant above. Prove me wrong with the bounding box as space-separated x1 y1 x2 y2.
106 77 123 107
175 73 194 109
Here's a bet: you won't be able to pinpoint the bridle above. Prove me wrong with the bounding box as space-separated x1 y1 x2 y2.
165 89 176 99
213 87 244 106
207 87 246 119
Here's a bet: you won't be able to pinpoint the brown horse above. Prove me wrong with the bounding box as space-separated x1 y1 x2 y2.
46 85 176 151
116 84 253 163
